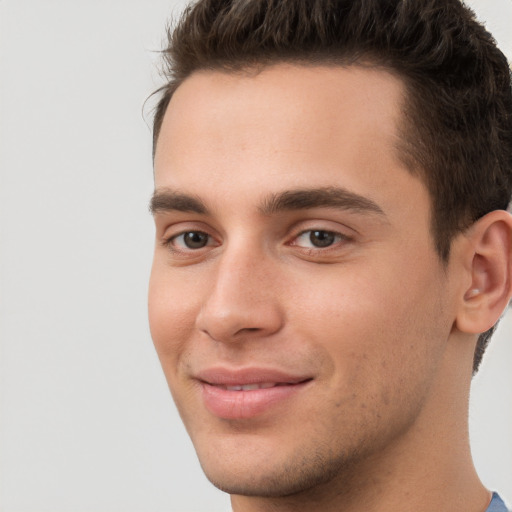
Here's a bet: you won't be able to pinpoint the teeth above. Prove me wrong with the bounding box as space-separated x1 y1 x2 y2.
223 382 277 391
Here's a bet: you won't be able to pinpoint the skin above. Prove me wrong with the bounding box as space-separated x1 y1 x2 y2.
149 64 507 512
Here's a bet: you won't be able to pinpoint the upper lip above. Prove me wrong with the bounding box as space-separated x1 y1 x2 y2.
195 367 313 386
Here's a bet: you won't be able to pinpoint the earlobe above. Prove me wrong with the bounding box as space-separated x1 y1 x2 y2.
455 210 512 334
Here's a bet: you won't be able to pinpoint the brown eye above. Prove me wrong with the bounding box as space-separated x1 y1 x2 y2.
292 229 348 250
174 231 210 249
309 230 336 247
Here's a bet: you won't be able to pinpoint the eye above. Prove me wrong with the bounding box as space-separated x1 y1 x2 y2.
170 231 212 250
293 230 345 249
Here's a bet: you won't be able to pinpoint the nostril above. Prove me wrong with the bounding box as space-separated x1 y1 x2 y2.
233 327 261 336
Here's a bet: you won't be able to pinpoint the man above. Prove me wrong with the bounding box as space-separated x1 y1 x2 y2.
148 1 512 510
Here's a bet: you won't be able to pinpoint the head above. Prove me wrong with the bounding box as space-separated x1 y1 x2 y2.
148 0 512 506
152 0 512 373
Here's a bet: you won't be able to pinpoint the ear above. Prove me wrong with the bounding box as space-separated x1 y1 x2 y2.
455 210 512 334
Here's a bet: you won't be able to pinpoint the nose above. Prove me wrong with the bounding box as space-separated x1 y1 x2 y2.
195 244 284 343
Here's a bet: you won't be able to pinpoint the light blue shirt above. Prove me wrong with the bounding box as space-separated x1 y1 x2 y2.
487 493 510 512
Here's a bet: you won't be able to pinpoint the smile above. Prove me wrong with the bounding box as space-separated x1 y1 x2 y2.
195 368 313 420
216 382 294 391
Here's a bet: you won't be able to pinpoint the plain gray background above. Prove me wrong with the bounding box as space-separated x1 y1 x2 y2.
0 1 511 511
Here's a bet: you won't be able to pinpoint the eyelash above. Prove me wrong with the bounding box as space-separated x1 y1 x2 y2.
162 231 217 252
290 229 350 250
162 228 351 256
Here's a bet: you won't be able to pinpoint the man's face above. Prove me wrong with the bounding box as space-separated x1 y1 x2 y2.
149 64 458 497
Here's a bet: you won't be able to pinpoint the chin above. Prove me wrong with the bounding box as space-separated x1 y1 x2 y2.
203 460 343 498
194 435 356 499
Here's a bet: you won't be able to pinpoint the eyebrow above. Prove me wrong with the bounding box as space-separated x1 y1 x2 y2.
149 186 385 218
259 187 385 217
150 190 208 215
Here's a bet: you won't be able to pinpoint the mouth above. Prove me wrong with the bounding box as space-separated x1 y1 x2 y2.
211 380 310 391
195 368 313 420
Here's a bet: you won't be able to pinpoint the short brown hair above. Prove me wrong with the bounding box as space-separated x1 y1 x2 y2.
152 0 512 372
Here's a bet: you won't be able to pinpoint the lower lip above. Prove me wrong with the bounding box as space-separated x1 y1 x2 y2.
200 381 310 420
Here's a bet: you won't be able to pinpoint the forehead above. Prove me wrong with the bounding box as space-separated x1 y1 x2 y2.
155 64 405 162
154 64 424 218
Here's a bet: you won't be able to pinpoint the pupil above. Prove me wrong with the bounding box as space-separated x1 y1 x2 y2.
184 232 208 249
310 230 335 247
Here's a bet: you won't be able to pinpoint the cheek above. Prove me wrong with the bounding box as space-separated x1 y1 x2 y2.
288 255 448 389
287 274 446 445
148 263 199 373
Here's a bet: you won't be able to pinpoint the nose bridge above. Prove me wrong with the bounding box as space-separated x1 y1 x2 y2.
196 238 283 341
213 244 260 303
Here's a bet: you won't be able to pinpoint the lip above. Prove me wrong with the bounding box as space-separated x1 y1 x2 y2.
195 367 313 420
